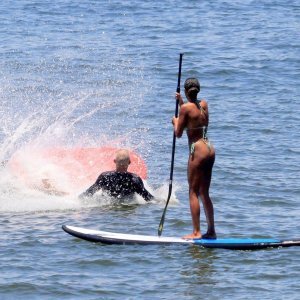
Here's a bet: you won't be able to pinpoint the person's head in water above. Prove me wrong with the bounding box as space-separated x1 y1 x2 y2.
184 78 200 101
114 149 131 172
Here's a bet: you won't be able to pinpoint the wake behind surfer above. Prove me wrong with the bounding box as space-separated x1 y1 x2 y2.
79 149 153 201
172 78 216 239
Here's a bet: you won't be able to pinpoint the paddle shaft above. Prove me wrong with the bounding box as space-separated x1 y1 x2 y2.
158 53 183 236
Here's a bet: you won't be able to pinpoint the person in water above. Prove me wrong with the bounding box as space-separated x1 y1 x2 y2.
79 149 153 201
40 178 69 197
172 78 216 239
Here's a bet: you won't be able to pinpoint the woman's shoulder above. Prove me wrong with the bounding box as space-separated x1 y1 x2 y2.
200 99 208 107
182 102 195 109
182 99 208 110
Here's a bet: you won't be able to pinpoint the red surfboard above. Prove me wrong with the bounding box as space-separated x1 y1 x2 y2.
8 147 147 194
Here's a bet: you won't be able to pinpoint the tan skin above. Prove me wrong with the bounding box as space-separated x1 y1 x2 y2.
172 89 216 239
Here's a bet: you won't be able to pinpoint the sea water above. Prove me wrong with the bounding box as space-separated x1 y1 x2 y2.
0 1 299 299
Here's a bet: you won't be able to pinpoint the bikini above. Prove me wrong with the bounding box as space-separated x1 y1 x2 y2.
187 100 211 155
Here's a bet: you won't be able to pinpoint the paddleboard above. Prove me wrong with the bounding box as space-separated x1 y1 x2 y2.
62 225 300 250
8 146 147 193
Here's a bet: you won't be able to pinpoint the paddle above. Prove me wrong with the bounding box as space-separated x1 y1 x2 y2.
158 53 183 237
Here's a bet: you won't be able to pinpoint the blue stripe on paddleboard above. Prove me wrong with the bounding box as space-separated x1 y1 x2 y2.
194 238 281 245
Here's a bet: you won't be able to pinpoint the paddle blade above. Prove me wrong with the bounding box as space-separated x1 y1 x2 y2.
158 210 166 237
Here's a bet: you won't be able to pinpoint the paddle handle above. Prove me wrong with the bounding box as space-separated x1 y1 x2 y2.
175 53 183 116
158 53 183 237
169 52 183 180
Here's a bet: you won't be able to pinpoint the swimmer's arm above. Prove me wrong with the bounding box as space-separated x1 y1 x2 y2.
135 177 154 202
142 190 154 202
78 174 104 198
79 184 98 198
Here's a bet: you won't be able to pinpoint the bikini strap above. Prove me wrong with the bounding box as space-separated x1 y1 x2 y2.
191 99 201 110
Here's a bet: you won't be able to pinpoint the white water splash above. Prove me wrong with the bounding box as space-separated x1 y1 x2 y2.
0 55 157 212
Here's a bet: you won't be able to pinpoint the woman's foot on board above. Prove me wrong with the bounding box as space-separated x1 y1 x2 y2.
202 232 217 240
182 232 202 240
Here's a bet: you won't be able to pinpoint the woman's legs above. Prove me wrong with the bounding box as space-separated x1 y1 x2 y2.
183 185 201 239
199 158 216 239
184 144 216 239
183 157 202 239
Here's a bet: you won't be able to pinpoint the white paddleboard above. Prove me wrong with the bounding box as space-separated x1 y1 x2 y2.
62 225 300 250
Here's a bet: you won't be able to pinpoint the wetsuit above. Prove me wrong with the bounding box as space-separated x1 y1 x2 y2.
80 171 153 201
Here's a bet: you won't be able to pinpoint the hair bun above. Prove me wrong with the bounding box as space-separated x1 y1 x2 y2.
184 78 200 95
188 87 199 93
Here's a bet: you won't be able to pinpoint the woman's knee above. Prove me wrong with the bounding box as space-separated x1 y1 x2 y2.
199 186 209 199
189 187 199 198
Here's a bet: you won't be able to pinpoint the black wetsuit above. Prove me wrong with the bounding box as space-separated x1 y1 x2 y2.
80 171 153 201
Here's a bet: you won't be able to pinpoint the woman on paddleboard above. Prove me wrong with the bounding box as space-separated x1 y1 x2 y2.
172 78 216 239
